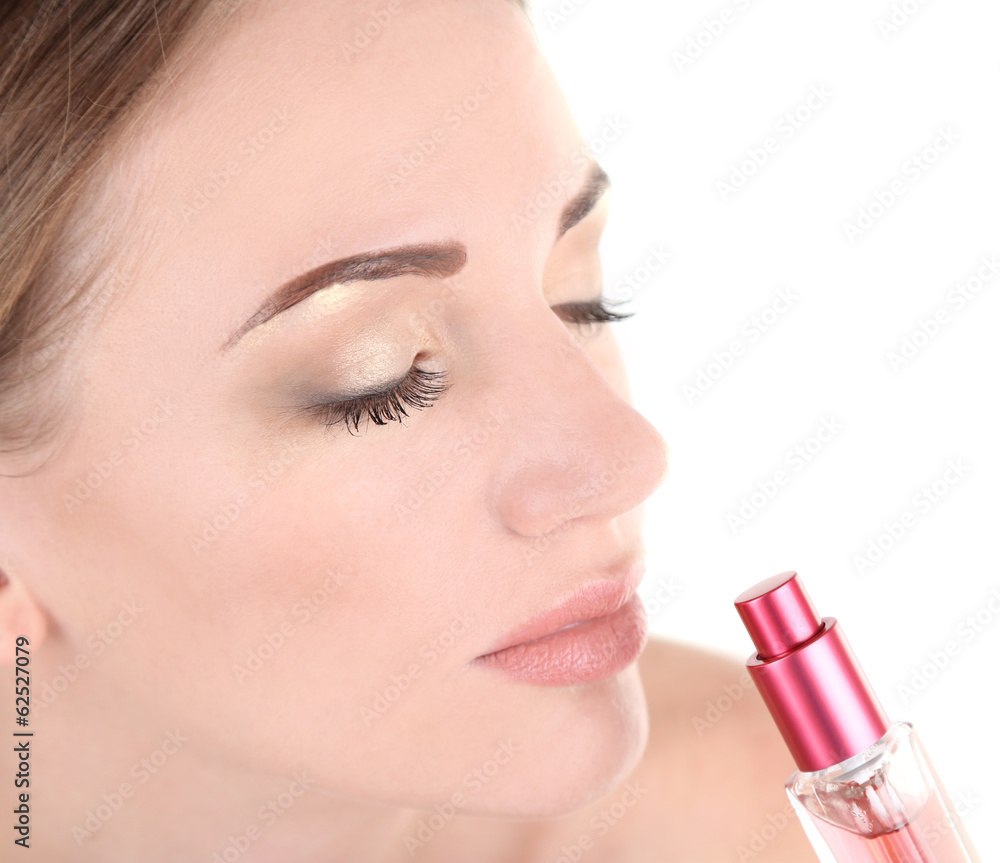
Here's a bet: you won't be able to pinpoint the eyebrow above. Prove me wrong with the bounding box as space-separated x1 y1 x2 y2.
221 160 611 352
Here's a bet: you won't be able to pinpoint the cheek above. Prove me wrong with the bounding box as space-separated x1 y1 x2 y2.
62 437 482 762
153 415 490 673
76 371 489 648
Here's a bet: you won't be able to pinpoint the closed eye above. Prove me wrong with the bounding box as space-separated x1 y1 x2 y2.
553 295 635 331
305 295 637 435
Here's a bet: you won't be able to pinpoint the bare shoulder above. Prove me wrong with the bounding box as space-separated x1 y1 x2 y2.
530 638 820 862
631 637 819 860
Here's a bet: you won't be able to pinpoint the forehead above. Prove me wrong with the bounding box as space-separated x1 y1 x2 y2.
69 0 595 389
110 0 585 264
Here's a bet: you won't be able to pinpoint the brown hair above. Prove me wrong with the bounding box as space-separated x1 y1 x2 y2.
0 0 528 471
0 0 229 469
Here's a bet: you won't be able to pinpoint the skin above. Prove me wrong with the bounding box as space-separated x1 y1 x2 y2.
0 1 816 860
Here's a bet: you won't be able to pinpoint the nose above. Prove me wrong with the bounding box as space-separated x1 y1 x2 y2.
486 305 670 538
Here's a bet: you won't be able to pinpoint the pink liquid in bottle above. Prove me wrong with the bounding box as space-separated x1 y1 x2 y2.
806 793 977 863
792 726 981 862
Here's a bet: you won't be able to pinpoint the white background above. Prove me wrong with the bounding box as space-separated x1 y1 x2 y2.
528 0 999 856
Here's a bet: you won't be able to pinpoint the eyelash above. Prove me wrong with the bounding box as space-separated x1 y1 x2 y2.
310 296 636 435
308 366 452 436
557 295 635 332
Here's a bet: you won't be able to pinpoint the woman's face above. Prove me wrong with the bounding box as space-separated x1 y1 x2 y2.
9 0 669 817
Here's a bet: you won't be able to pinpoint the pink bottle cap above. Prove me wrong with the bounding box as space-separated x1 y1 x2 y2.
734 571 890 772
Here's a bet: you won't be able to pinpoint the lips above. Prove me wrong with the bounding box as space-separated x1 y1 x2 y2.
472 558 649 686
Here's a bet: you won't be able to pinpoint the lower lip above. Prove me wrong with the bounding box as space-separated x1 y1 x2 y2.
473 593 648 686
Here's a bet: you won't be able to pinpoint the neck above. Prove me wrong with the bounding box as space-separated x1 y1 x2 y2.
19 670 541 863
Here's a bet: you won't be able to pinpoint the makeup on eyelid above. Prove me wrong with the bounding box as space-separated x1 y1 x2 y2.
285 291 622 389
235 315 424 423
225 280 368 355
302 326 420 401
226 255 628 435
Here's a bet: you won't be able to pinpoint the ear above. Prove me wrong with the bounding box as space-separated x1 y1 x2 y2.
0 563 48 664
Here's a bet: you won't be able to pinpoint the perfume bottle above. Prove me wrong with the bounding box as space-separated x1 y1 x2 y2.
734 571 982 862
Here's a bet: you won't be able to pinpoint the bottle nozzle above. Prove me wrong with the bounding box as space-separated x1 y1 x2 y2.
735 570 823 660
734 570 890 772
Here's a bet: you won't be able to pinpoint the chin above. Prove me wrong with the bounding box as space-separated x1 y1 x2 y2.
461 663 651 820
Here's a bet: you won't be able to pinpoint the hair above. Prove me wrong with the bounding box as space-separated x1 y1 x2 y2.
0 0 528 470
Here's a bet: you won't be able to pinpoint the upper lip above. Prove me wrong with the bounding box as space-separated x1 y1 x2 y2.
476 557 646 657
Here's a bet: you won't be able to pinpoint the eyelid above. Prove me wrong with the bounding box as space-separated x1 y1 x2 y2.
303 296 638 436
306 365 451 435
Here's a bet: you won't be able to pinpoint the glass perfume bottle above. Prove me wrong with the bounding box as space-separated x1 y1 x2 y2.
734 571 982 862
